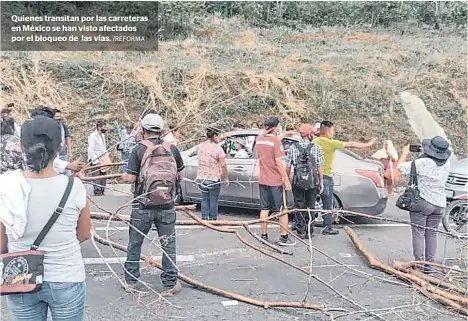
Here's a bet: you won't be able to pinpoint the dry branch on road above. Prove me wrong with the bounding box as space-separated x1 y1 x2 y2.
345 226 468 316
91 229 331 316
88 193 467 319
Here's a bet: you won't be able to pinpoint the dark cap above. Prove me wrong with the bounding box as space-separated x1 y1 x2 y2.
21 115 61 148
264 116 280 128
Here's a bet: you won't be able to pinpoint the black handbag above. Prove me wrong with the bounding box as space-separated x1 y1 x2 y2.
0 176 74 295
396 161 422 212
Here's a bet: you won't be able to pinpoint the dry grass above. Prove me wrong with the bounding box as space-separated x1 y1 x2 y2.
1 18 466 160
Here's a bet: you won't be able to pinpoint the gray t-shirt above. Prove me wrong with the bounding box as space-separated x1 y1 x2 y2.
7 175 87 282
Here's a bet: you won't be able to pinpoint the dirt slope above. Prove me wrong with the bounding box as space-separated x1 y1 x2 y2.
1 21 466 160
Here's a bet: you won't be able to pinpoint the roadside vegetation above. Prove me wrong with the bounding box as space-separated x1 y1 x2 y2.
1 1 466 159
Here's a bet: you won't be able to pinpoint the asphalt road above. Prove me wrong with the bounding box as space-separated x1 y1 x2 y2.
1 185 466 321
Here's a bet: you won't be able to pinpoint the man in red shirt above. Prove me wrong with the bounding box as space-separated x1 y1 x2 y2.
256 116 295 246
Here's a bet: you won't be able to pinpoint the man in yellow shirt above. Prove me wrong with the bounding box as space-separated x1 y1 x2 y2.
313 121 377 235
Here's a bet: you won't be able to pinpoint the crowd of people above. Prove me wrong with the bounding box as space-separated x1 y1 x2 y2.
0 105 453 320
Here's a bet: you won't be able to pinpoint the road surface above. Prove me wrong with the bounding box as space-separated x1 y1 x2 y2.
1 186 466 321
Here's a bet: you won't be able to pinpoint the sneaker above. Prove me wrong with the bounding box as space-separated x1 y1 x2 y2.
161 281 182 297
261 234 268 241
122 282 137 293
322 227 339 235
277 236 296 246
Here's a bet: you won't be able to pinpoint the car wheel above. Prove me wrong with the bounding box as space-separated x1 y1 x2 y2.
442 200 468 238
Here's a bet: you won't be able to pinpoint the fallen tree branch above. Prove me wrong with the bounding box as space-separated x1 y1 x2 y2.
82 173 123 181
269 221 411 288
393 261 468 296
84 162 125 171
91 230 330 315
90 205 466 240
335 303 420 320
243 225 293 255
181 209 386 320
344 226 468 315
401 261 468 275
333 209 465 240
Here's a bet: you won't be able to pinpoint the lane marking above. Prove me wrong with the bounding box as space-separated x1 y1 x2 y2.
83 255 194 265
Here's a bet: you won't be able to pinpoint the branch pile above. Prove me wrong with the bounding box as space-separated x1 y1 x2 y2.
344 226 468 315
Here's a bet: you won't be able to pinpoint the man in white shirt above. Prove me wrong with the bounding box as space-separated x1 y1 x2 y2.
88 120 108 196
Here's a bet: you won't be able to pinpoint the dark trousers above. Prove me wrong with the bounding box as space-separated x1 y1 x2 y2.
89 162 107 196
409 199 445 263
321 175 334 228
199 180 221 220
124 208 178 289
293 186 318 235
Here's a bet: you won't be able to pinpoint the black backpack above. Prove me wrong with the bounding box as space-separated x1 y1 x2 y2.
293 142 319 190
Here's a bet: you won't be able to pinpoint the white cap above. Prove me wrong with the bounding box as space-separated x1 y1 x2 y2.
141 114 164 131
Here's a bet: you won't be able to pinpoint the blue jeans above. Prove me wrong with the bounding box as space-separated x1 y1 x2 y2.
7 281 86 321
199 180 221 220
121 151 130 173
124 208 178 289
322 175 334 228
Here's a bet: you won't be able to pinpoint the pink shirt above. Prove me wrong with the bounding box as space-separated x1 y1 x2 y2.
197 140 226 181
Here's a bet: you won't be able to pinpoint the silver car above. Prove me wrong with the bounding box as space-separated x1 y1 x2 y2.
445 158 468 200
180 130 388 215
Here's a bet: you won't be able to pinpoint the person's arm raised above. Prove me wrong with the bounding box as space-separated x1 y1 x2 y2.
344 138 377 149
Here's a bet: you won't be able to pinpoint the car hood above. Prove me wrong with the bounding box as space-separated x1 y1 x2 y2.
450 158 468 175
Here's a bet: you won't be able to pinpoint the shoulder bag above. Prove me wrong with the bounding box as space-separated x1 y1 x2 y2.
0 176 74 295
396 161 422 212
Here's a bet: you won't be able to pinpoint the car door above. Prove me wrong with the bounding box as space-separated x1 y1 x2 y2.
219 157 254 205
219 135 256 205
183 146 202 200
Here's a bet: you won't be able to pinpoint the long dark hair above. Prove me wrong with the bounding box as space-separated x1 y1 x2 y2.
21 116 61 172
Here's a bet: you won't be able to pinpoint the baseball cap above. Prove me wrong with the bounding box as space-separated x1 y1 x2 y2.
141 114 164 131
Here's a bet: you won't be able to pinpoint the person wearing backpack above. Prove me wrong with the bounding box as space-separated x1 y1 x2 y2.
285 123 324 239
122 113 185 296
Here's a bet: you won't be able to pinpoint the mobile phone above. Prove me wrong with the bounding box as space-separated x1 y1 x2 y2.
409 144 422 152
